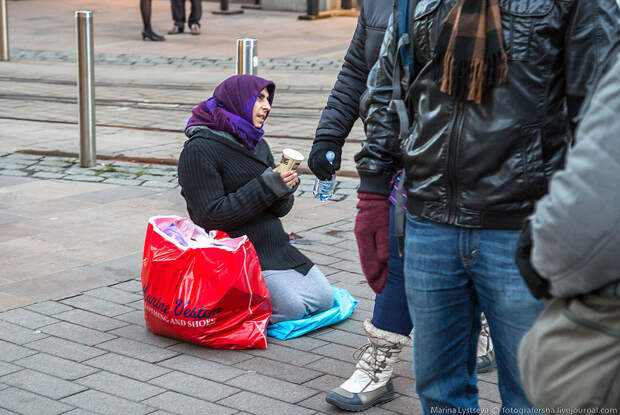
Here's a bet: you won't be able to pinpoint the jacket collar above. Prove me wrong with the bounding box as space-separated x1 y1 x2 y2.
186 126 270 167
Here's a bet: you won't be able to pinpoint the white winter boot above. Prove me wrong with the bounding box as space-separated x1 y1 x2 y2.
477 313 496 373
326 319 412 412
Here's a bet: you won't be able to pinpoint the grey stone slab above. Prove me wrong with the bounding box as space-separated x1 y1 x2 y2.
54 309 129 332
311 343 357 363
379 394 422 414
61 390 154 415
83 353 170 382
113 310 146 327
4 154 41 161
141 181 177 189
148 371 239 402
63 175 104 182
76 371 165 402
102 178 144 186
60 295 133 317
25 301 74 316
64 168 98 176
228 372 317 404
266 335 329 352
0 387 73 415
0 308 59 329
0 176 32 188
314 329 368 350
31 172 66 179
67 187 156 205
0 362 19 377
110 280 142 294
301 374 346 393
73 254 142 282
0 212 26 226
0 170 29 177
246 343 322 366
107 325 179 348
166 342 252 365
14 353 99 380
126 299 144 310
143 391 235 415
0 340 37 362
40 322 116 346
306 357 356 378
64 410 99 415
391 376 416 398
218 391 315 415
26 337 106 362
0 369 87 399
96 338 178 363
84 287 142 305
0 321 47 344
135 174 167 181
478 379 502 404
158 355 245 382
298 393 398 414
234 357 321 384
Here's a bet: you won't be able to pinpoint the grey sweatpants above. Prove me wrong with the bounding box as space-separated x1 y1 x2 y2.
262 266 334 323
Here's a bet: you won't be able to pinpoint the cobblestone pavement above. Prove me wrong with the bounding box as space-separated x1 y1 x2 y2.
0 153 360 201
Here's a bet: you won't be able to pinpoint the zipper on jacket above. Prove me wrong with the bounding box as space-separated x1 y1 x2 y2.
447 100 465 223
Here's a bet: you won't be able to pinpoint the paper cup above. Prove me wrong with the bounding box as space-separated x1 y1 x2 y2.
276 148 304 172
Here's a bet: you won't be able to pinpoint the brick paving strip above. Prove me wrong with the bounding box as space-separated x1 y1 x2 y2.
0 152 360 201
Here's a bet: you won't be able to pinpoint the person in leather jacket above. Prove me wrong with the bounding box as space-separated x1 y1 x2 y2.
358 0 619 413
309 0 495 411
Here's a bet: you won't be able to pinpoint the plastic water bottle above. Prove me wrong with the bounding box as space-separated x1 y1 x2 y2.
313 151 336 201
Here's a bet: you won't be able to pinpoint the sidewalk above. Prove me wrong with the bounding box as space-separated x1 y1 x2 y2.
1 1 501 413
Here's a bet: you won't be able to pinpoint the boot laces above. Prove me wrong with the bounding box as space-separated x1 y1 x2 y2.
352 342 398 383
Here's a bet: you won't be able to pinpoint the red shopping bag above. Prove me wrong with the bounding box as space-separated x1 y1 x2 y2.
140 216 271 349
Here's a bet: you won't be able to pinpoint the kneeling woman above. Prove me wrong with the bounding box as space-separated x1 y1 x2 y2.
178 75 334 323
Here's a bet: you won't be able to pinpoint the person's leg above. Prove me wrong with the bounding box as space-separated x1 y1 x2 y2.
327 206 412 412
140 0 152 32
404 214 479 414
188 0 202 26
470 229 544 411
169 0 185 33
262 267 333 324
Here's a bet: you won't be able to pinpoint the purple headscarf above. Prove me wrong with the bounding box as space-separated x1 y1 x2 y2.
185 75 275 152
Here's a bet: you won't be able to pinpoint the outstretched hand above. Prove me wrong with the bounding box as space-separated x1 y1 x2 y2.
274 168 299 188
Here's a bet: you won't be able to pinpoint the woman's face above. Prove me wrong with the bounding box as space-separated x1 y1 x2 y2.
252 88 271 127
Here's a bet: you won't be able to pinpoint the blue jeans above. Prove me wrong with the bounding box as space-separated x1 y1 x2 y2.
404 214 543 414
372 205 413 336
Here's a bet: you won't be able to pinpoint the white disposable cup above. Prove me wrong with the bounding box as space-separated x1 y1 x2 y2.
277 148 304 172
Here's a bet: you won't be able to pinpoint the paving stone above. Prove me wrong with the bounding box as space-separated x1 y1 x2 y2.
0 340 37 362
143 391 235 415
308 342 359 362
148 371 239 402
126 299 144 310
218 391 315 415
63 175 105 182
306 357 356 378
0 170 29 177
40 322 116 346
0 369 87 399
478 379 502 404
14 353 99 380
301 374 346 393
107 325 179 348
25 301 74 316
110 280 142 294
26 165 66 173
64 410 99 415
76 371 165 402
0 308 59 329
266 336 328 352
84 287 142 305
380 394 422 414
246 343 322 366
158 355 244 382
228 372 317 404
0 321 47 344
83 353 170 382
102 178 144 186
113 310 146 327
0 388 73 415
141 181 178 189
26 337 106 362
61 390 154 415
299 392 397 414
0 362 20 377
314 329 368 350
61 295 133 317
64 168 98 176
234 357 321 384
391 376 416 397
54 309 129 332
32 172 66 179
329 260 363 275
96 338 178 363
4 154 41 161
135 174 166 181
166 342 252 365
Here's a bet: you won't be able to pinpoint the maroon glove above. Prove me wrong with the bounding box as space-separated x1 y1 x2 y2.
354 193 391 295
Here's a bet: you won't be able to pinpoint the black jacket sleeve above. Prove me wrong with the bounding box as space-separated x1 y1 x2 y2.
178 141 280 232
314 5 370 147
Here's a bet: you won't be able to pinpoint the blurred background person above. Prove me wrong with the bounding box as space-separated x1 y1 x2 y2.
140 0 165 41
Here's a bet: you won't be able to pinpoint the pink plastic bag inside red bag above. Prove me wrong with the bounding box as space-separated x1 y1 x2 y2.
140 216 271 349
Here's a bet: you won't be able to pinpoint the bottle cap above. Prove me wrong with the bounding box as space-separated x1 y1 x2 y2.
325 151 335 164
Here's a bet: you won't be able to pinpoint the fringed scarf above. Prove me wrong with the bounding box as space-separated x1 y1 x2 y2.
433 0 508 104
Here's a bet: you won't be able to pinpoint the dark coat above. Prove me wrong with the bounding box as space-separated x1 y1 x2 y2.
359 0 620 229
178 127 312 273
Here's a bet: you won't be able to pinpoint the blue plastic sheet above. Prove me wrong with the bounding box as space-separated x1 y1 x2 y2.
267 286 358 340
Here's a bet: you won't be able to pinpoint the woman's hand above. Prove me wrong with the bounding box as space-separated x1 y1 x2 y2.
274 168 299 188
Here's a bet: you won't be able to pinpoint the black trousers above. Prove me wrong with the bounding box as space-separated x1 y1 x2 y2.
170 0 202 27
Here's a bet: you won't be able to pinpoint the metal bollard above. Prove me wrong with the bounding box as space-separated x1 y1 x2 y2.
220 0 229 11
235 38 257 75
342 0 352 9
76 10 96 167
307 0 319 16
0 0 8 62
